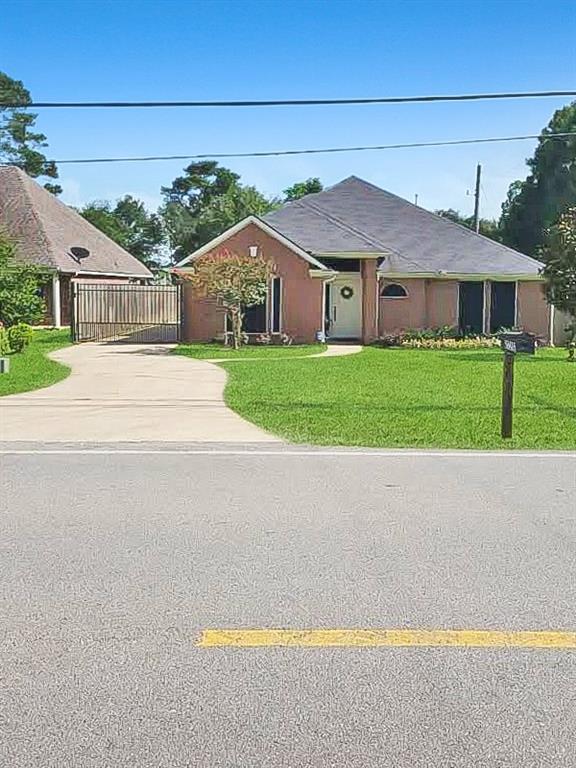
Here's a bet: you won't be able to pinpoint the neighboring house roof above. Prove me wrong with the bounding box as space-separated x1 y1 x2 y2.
263 176 543 276
0 165 152 278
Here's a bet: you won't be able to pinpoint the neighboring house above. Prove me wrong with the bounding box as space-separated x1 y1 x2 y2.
179 175 552 344
0 166 152 326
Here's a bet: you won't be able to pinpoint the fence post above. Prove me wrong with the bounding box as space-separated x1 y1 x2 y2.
178 284 184 342
70 282 76 342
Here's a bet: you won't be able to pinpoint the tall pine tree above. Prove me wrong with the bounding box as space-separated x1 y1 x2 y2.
0 71 61 194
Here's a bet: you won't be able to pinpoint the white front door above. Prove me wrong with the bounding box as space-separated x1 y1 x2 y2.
330 275 363 338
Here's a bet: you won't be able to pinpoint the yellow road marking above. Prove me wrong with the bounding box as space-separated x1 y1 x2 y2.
197 629 576 649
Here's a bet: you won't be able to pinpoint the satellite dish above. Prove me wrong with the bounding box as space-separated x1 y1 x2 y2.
69 246 90 263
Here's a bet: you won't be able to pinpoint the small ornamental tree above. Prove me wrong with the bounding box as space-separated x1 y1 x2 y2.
541 208 576 360
176 249 273 349
0 231 47 327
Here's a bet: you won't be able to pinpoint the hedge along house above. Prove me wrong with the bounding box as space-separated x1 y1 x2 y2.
177 176 553 344
0 166 152 326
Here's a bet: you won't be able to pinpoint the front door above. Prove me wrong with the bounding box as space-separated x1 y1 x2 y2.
330 275 362 339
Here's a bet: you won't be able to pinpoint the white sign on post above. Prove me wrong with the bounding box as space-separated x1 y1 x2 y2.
504 339 517 354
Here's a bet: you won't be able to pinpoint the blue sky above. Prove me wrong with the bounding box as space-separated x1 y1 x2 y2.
2 0 575 218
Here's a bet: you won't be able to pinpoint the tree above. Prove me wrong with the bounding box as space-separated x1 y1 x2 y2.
283 178 323 201
0 231 47 327
191 185 278 248
0 71 61 194
541 208 576 360
162 161 240 209
80 202 127 246
435 208 502 242
176 249 273 349
500 101 576 255
80 196 167 268
162 162 278 259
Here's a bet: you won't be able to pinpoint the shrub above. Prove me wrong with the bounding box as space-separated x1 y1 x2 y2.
402 325 458 341
0 326 10 356
277 333 294 346
373 328 501 350
7 323 34 353
253 333 272 345
373 334 403 347
399 336 500 350
265 333 294 346
0 233 47 327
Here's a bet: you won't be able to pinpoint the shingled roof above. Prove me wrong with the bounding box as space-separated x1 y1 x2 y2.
0 166 152 278
263 176 542 276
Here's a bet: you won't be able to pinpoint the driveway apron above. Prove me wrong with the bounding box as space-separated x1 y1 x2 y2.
0 343 278 442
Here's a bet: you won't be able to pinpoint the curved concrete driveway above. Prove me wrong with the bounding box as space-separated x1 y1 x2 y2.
0 343 278 442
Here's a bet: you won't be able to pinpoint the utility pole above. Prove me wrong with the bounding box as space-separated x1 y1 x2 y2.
473 163 481 233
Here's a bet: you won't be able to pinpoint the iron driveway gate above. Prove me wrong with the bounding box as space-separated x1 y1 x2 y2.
72 283 182 343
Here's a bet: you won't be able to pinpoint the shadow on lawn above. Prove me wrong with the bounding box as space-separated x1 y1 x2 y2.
102 344 173 356
528 396 576 419
239 400 539 415
441 351 564 364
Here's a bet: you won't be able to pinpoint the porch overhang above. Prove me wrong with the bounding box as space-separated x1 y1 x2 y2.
309 268 337 280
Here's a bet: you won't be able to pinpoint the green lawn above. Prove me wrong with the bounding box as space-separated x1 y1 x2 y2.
0 328 71 397
174 343 326 360
222 347 576 449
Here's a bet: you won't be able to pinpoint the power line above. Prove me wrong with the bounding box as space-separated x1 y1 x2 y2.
3 90 576 109
53 131 576 165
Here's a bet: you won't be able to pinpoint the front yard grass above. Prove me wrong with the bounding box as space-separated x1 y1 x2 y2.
174 343 326 360
0 328 71 397
222 347 576 449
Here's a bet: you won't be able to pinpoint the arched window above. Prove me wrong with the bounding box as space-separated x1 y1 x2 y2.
381 283 408 298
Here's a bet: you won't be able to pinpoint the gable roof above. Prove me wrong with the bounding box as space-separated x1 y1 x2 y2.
0 166 152 278
175 214 329 270
263 176 543 276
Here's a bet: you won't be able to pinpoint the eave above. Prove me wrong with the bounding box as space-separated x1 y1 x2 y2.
377 271 544 281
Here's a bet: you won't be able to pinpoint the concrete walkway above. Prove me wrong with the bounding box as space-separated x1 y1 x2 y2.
316 344 363 358
208 343 363 362
0 344 278 443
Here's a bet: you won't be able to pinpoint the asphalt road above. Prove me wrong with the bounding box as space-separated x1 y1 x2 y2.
1 444 575 767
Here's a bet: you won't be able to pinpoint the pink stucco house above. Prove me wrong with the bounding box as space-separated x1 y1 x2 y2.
177 176 553 344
